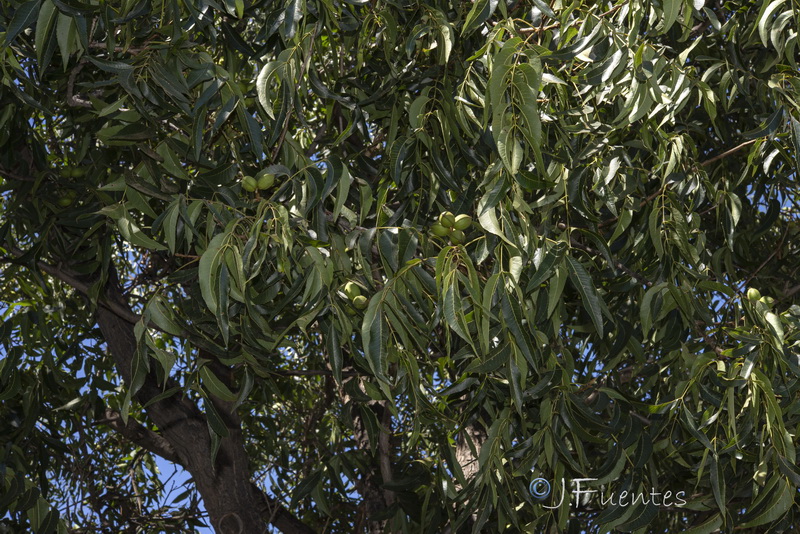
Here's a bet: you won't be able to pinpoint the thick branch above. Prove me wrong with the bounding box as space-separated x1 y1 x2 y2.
96 408 182 465
378 401 396 507
455 421 486 482
252 483 317 534
4 246 314 534
343 379 394 532
97 275 311 534
6 246 141 325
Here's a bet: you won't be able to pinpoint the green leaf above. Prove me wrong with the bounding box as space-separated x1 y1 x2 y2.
742 106 783 139
327 157 351 220
200 365 238 402
4 0 40 46
443 277 472 344
27 495 51 533
681 405 714 450
362 294 387 379
515 62 543 172
565 256 604 337
500 287 535 365
216 261 230 345
764 311 784 344
757 0 786 46
204 397 230 438
531 0 555 19
290 468 324 508
465 342 509 374
682 514 723 534
547 263 568 318
325 319 343 384
648 207 664 258
199 232 227 315
507 346 524 415
661 0 682 33
462 0 499 35
640 282 668 334
34 0 58 72
526 242 566 291
282 0 303 40
740 477 792 527
0 368 21 402
709 454 725 514
115 215 167 251
146 296 182 336
408 92 430 130
162 201 180 254
56 13 76 67
156 142 190 180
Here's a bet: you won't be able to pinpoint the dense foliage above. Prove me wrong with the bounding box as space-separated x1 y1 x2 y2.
1 0 799 532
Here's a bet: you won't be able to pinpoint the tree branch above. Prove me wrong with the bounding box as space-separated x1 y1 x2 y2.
96 408 183 465
251 484 317 534
4 247 142 325
698 139 757 168
569 238 653 287
0 165 37 182
67 60 92 108
378 400 396 507
4 246 315 533
598 184 668 229
304 123 327 158
598 138 760 230
780 283 800 301
741 225 789 289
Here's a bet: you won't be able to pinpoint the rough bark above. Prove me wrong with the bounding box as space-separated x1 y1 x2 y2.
14 249 315 534
351 402 391 533
346 380 395 533
455 422 487 482
97 281 270 533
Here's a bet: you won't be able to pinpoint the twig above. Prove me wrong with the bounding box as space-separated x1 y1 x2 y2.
741 225 789 290
710 224 792 312
698 139 757 168
598 138 760 230
67 60 92 108
518 2 625 35
87 43 146 55
598 185 667 228
272 368 358 377
570 238 653 287
129 467 143 514
711 224 789 313
304 123 327 157
630 412 652 426
0 165 37 182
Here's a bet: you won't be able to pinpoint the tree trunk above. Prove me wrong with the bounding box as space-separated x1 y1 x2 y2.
455 422 487 482
95 272 313 534
347 382 395 533
10 249 316 533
